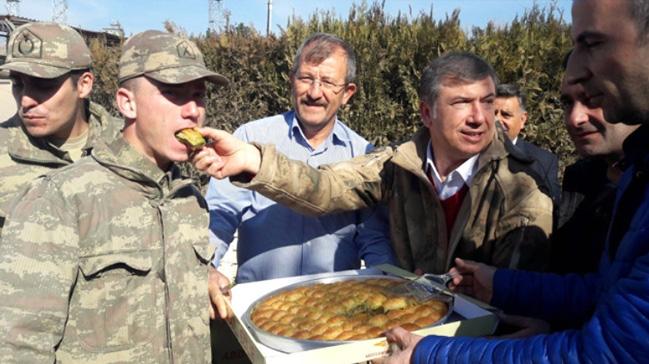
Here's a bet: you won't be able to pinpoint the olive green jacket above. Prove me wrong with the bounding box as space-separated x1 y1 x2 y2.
0 136 214 363
237 127 553 273
0 101 120 231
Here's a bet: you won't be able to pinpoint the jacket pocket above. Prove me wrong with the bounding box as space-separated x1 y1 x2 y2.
193 241 215 265
76 251 154 352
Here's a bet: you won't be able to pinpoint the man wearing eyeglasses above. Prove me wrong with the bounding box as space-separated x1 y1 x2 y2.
205 33 396 283
197 51 553 278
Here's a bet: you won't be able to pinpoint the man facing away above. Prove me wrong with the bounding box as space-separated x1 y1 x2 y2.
0 22 120 232
193 52 553 275
551 68 639 274
494 83 561 204
0 30 230 363
206 33 396 283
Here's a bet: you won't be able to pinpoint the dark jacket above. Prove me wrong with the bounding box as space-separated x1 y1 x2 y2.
515 139 561 205
410 125 649 363
551 158 618 274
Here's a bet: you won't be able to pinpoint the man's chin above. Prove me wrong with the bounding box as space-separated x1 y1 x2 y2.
296 114 331 129
23 127 50 139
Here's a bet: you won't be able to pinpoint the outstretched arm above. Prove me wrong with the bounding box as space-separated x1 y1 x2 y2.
194 128 393 216
192 128 261 180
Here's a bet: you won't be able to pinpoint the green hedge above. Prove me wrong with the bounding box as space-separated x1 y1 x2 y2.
90 2 574 184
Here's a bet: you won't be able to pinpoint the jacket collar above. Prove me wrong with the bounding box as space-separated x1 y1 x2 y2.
287 110 349 148
7 101 118 165
92 134 193 196
392 127 511 179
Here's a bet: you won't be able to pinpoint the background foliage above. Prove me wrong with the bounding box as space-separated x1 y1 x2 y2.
90 1 574 184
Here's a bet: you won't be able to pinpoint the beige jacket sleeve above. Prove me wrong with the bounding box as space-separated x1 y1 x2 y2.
234 143 393 215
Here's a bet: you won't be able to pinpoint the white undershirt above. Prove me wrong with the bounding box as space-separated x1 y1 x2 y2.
426 141 479 200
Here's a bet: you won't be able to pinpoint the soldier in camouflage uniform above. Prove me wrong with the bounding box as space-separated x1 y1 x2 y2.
0 22 121 233
195 52 554 274
0 30 230 363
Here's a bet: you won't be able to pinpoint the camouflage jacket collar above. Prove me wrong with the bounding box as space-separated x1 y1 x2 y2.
92 135 193 197
6 101 118 166
391 127 510 182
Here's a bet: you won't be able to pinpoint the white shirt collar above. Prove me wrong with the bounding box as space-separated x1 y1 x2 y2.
426 140 479 200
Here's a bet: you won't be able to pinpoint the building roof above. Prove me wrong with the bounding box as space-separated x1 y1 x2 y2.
0 14 122 46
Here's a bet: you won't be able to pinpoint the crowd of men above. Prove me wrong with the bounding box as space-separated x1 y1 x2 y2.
0 0 647 362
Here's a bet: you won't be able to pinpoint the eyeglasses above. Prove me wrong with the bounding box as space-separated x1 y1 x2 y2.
295 76 347 94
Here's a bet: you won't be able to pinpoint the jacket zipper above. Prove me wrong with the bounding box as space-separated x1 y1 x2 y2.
157 201 175 364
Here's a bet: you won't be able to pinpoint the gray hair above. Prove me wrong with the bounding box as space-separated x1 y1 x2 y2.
418 52 498 106
496 83 527 112
290 33 357 83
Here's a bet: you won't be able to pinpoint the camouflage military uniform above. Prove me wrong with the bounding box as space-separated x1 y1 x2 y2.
0 28 227 363
0 137 214 363
237 127 553 273
0 102 119 230
0 22 121 232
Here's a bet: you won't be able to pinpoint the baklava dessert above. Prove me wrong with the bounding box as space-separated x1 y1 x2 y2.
250 278 449 341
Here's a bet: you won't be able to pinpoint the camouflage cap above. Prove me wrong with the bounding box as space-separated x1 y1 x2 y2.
0 22 91 79
118 30 228 85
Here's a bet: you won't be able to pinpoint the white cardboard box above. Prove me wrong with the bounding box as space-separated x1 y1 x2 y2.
217 265 498 364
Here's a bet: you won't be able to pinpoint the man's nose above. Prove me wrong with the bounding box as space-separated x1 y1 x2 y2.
472 101 489 123
566 102 588 128
19 91 39 111
306 80 324 99
181 99 201 120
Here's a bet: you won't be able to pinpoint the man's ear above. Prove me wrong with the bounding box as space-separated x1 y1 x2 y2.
341 82 357 106
76 71 94 99
521 111 528 130
115 87 137 119
420 101 434 128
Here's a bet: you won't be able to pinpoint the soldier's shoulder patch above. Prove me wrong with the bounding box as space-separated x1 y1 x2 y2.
12 29 42 59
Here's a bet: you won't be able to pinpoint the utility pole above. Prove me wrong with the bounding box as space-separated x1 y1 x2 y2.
266 0 272 36
208 0 225 33
6 0 20 16
52 0 68 24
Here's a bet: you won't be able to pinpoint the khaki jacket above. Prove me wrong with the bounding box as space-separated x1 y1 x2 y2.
239 128 553 273
0 136 214 363
0 101 120 230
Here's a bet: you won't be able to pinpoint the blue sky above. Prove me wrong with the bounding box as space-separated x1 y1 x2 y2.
11 0 572 36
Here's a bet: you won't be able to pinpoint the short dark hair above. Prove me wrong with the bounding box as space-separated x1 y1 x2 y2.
496 83 527 112
69 68 91 86
418 52 498 106
118 76 140 91
629 0 649 39
290 33 357 83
